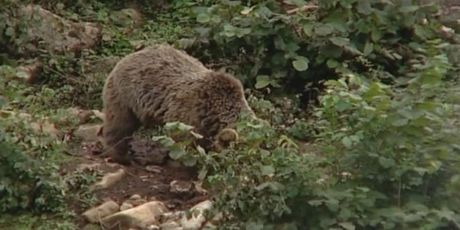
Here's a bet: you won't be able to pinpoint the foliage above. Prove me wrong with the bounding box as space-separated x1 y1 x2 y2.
178 0 447 99
156 73 460 227
1 0 460 228
308 40 460 229
0 110 66 213
145 1 460 228
0 213 76 230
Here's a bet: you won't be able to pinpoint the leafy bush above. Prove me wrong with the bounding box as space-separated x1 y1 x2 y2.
156 74 460 227
147 0 460 229
0 111 66 213
178 0 447 101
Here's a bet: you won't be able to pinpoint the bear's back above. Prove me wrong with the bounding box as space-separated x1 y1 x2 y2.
109 45 209 90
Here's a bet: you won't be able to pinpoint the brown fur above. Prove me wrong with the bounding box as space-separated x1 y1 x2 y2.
102 44 253 164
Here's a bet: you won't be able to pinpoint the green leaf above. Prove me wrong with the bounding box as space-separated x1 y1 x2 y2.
302 24 314 36
15 71 29 79
169 145 186 160
198 168 207 180
292 56 309 71
391 117 408 127
325 199 339 212
260 165 275 176
356 0 372 15
5 27 14 37
286 0 307 6
236 27 251 38
326 59 339 68
399 5 419 13
378 157 395 169
0 96 5 107
315 24 334 36
339 222 356 230
335 99 352 111
341 136 352 148
363 41 374 55
241 6 255 15
308 199 324 206
223 24 236 37
255 75 271 89
196 13 210 23
246 221 264 230
329 37 349 47
182 154 197 167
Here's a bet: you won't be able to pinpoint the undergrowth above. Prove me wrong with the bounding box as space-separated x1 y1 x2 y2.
0 0 459 229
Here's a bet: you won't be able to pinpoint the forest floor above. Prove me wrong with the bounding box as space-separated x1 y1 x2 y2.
65 135 209 228
0 2 211 229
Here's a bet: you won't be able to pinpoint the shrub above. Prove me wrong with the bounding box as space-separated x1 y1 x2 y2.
0 110 67 213
178 0 446 102
152 0 460 229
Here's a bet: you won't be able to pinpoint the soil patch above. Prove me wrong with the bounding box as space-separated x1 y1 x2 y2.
61 136 210 227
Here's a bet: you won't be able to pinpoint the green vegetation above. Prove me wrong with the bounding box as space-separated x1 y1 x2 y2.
1 0 459 229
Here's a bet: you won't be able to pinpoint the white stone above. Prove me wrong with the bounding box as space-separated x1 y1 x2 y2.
101 201 167 229
82 200 120 223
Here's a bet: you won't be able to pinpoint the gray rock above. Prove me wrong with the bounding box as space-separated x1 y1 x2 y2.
111 8 143 28
179 200 213 230
146 225 160 230
16 61 42 83
101 201 167 229
160 221 183 230
169 180 193 195
82 200 120 223
75 124 103 142
120 202 134 211
124 194 147 207
92 168 126 190
130 138 169 165
18 4 101 54
145 165 163 173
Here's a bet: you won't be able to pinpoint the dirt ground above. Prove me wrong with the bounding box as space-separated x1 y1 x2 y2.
61 136 209 227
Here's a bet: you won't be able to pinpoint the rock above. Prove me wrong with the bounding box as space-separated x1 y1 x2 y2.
169 180 194 196
160 211 184 222
75 124 103 142
145 165 163 173
83 57 121 78
179 200 213 230
130 138 169 165
123 194 147 207
92 168 126 190
18 4 101 54
68 107 104 124
101 201 167 229
30 120 62 138
111 8 143 28
146 225 160 230
130 194 141 200
120 202 134 211
92 110 105 121
16 61 42 83
70 108 96 124
193 181 208 195
77 163 101 171
160 221 183 230
81 141 104 156
82 200 120 223
81 223 100 230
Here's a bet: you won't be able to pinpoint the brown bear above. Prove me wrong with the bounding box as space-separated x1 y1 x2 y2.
102 44 253 164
